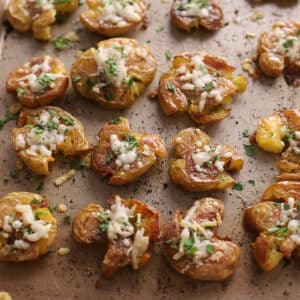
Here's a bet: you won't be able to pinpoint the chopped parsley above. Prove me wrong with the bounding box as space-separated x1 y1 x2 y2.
47 247 57 254
30 199 42 204
206 244 214 254
233 182 243 191
38 74 55 86
70 159 86 170
97 212 110 233
0 111 19 130
86 77 98 87
48 205 56 214
124 135 139 151
104 58 118 78
282 39 295 49
73 75 82 83
183 235 197 256
166 239 178 250
36 181 44 193
165 50 173 60
248 180 255 186
242 129 249 138
128 77 134 87
243 144 255 157
52 0 71 3
156 26 164 33
17 87 25 95
267 226 289 239
64 214 71 224
106 151 114 163
53 36 69 51
167 83 176 92
111 117 121 125
204 161 212 167
35 211 48 220
202 82 214 92
59 116 74 126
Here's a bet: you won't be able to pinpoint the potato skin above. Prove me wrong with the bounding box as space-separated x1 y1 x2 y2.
163 198 240 281
6 0 78 41
257 21 300 82
0 192 57 262
72 196 162 277
171 1 223 32
91 117 167 185
12 106 89 175
158 52 247 124
80 0 147 36
6 56 69 107
169 128 243 192
70 38 157 109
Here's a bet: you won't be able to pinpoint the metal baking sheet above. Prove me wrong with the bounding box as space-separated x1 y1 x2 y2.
1 0 300 299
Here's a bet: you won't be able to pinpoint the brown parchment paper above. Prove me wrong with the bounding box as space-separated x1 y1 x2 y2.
0 0 300 299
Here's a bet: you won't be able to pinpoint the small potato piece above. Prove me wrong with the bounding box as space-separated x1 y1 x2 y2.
171 0 224 32
6 0 78 41
163 198 240 281
91 117 167 185
0 192 57 262
11 106 89 175
72 195 162 277
244 181 300 272
169 128 243 192
158 52 247 125
70 38 157 109
257 21 300 85
81 0 147 36
6 56 69 107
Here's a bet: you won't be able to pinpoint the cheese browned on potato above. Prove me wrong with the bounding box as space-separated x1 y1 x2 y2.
0 192 57 262
12 106 89 175
72 195 162 277
6 56 69 107
158 52 247 124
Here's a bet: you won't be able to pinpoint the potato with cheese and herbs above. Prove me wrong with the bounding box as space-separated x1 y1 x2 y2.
91 117 167 185
169 128 243 192
245 181 300 272
80 0 147 37
70 38 157 109
253 109 300 180
0 192 57 262
6 0 78 41
72 195 162 278
171 0 224 32
12 106 89 175
163 198 240 280
158 52 247 124
6 55 69 107
257 21 300 84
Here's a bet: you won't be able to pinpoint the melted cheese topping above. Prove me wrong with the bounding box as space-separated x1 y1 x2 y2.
175 0 211 18
16 109 74 157
99 0 143 27
17 56 64 94
0 204 52 250
131 228 149 270
177 55 222 112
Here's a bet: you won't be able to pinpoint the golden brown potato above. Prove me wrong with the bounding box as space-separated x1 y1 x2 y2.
72 195 162 278
6 55 69 107
12 106 89 175
91 117 167 185
253 109 300 179
158 52 247 124
70 38 157 109
171 0 224 32
257 21 300 85
245 181 300 272
163 198 240 281
169 128 243 192
6 0 78 41
80 0 147 36
0 192 57 262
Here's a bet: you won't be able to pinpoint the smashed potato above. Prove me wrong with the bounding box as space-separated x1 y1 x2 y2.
158 52 247 124
70 38 157 109
0 192 57 262
169 128 243 192
91 117 167 185
245 181 300 272
257 21 300 85
72 195 162 278
6 0 78 41
6 55 69 107
253 109 300 180
80 0 147 36
12 106 89 175
163 198 240 280
171 0 224 32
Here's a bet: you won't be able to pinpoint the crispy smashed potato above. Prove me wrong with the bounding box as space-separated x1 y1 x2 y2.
171 0 224 32
0 192 57 262
163 198 240 280
158 52 247 124
70 38 157 109
257 21 300 85
12 106 89 175
245 181 300 271
6 0 78 41
6 55 69 107
253 109 300 180
91 117 167 185
169 128 243 192
81 0 147 36
72 195 162 278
